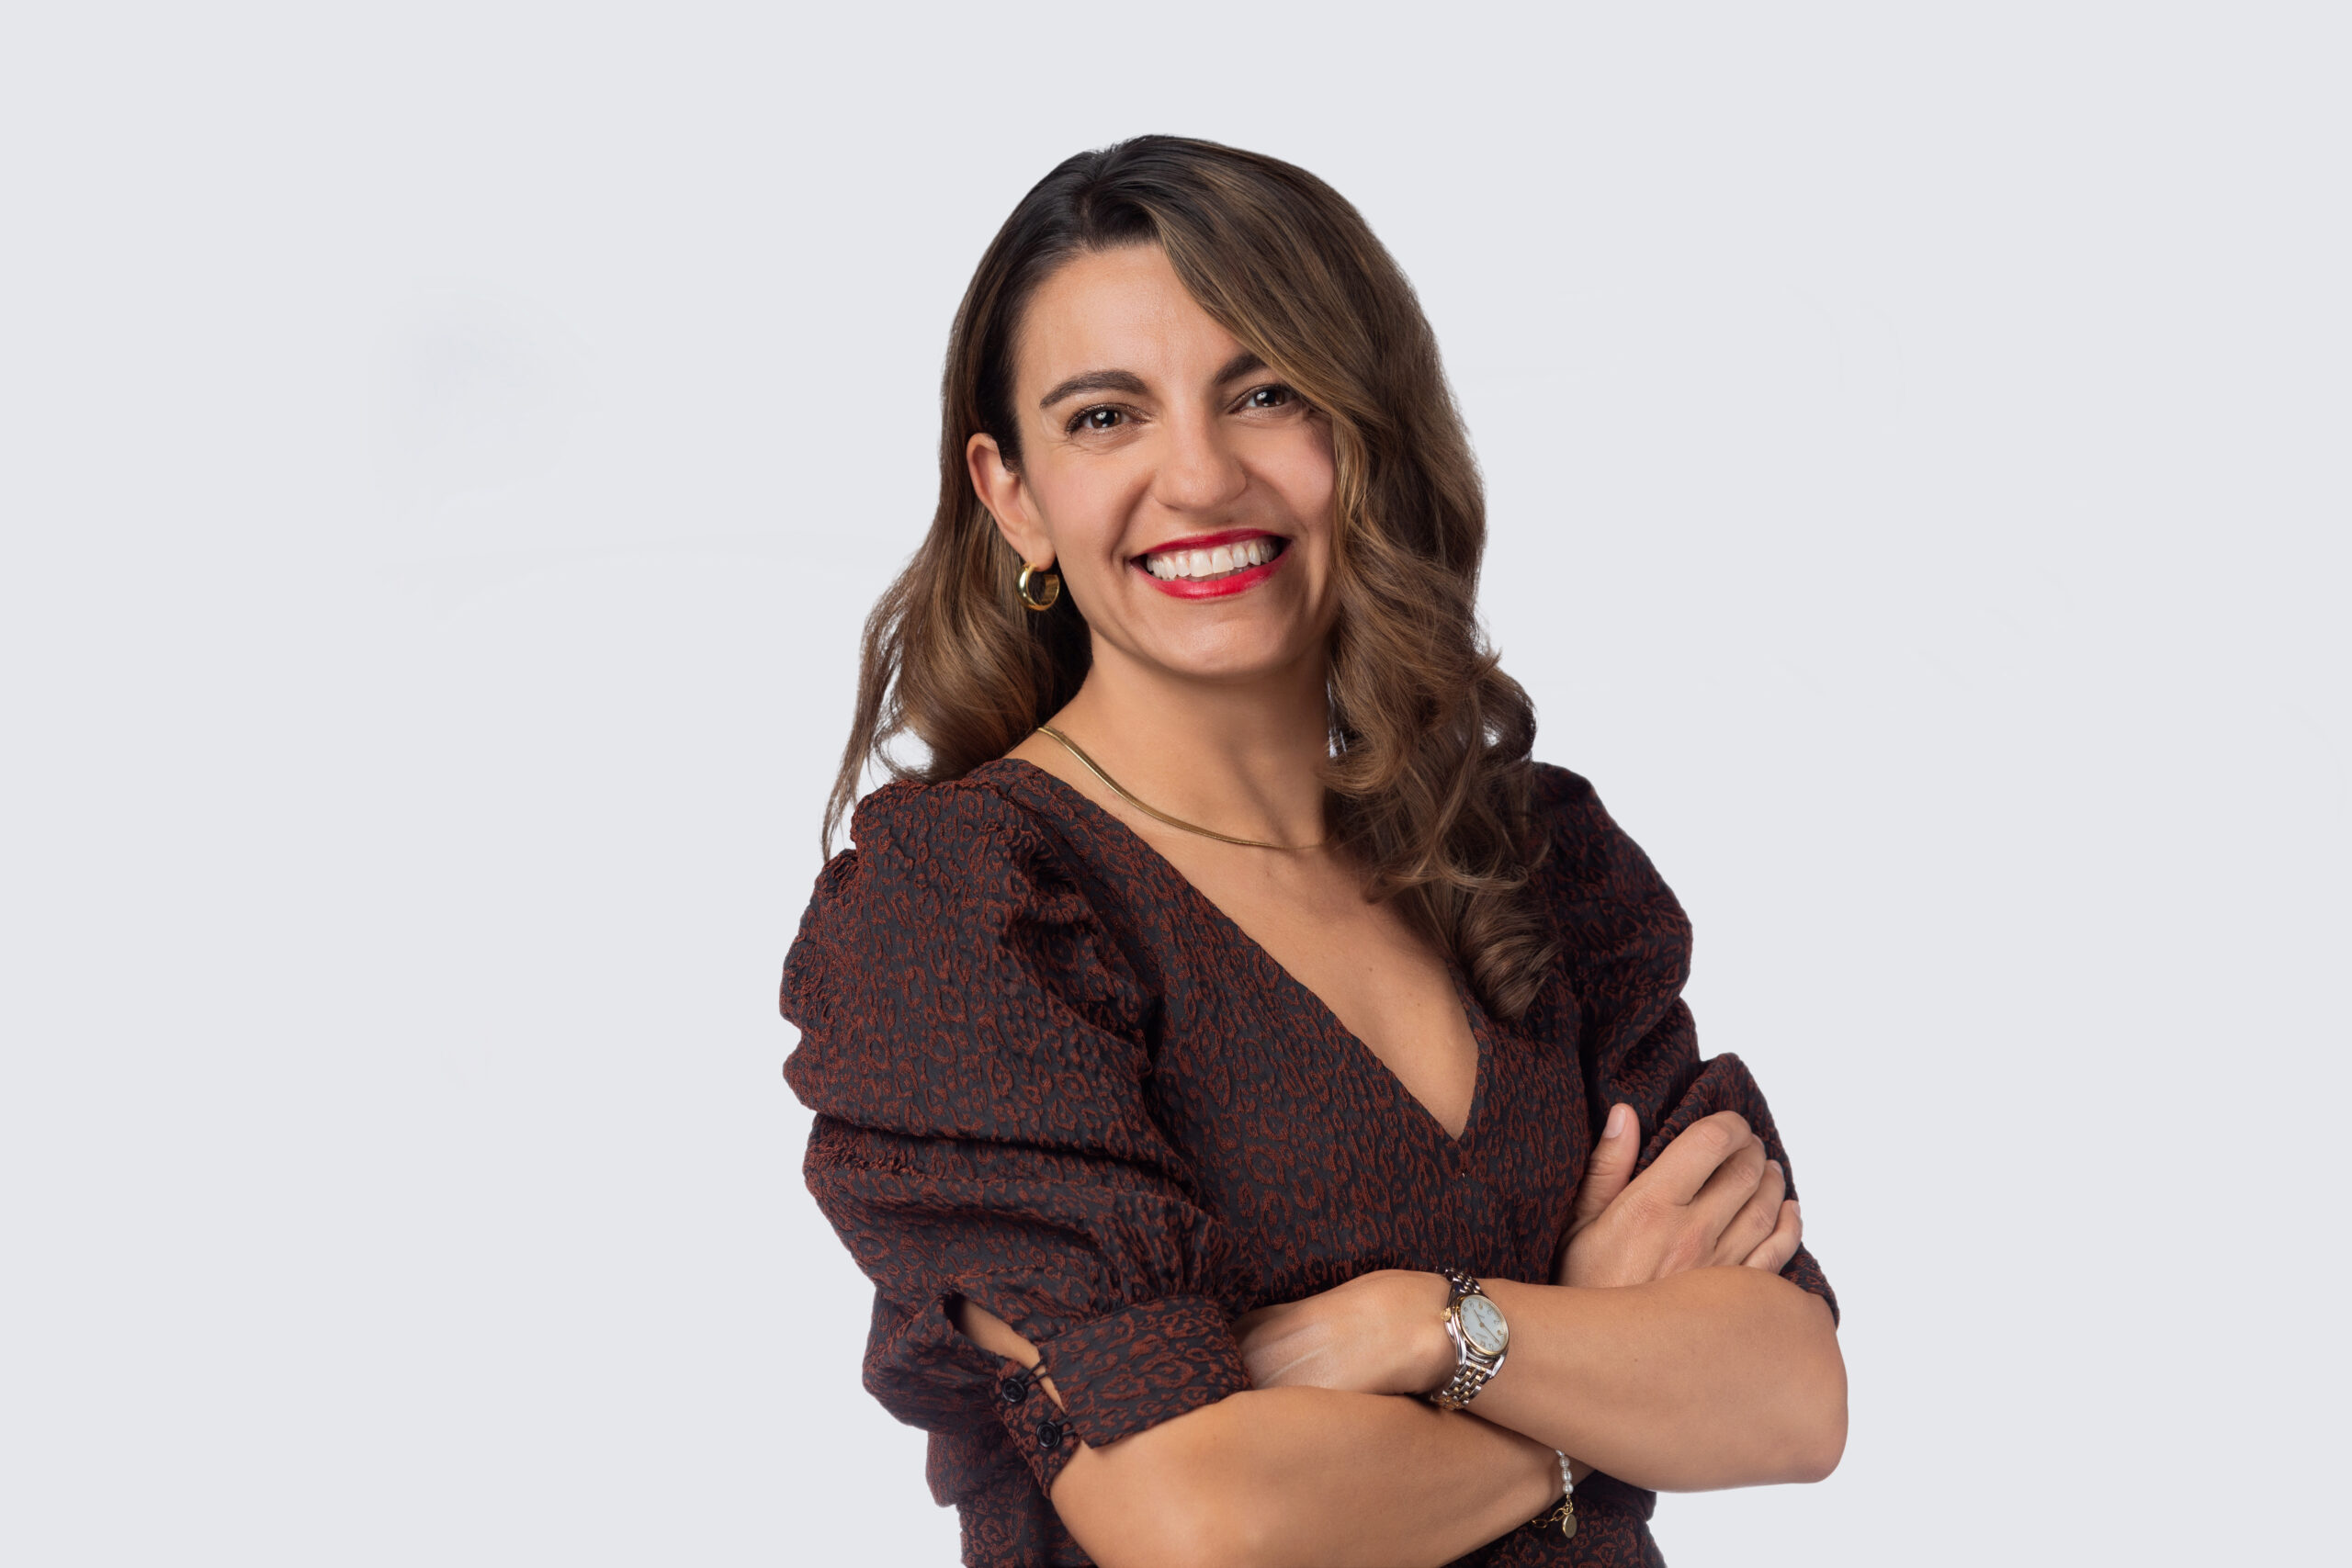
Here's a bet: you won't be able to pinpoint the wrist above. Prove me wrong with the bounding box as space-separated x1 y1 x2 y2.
1390 1269 1459 1395
1514 1429 1566 1518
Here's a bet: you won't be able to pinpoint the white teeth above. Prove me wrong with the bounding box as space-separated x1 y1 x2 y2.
1143 538 1281 581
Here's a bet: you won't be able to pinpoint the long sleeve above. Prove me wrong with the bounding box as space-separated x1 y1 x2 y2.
1515 764 1841 1540
781 778 1250 1558
1531 764 1838 1321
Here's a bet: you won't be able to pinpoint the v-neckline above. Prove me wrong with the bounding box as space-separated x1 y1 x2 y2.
986 757 1494 1150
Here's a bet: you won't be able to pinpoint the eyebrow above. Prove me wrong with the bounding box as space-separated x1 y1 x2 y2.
1037 369 1147 409
1214 349 1267 384
1035 350 1272 411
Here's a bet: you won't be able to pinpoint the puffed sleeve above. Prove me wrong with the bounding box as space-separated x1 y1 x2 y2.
780 777 1250 1516
1532 765 1839 1324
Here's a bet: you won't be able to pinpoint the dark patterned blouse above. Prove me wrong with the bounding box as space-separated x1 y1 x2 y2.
782 758 1836 1568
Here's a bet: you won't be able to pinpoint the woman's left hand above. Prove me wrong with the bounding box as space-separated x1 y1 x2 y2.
1229 1269 1456 1394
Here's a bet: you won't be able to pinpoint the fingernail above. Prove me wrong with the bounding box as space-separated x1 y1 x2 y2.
1767 1159 1781 1175
1603 1104 1629 1140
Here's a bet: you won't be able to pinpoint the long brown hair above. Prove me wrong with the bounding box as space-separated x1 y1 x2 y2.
825 136 1558 1021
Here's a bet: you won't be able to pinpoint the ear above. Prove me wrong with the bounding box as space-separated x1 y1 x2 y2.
967 432 1053 570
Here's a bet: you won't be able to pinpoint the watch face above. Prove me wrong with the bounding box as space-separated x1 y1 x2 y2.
1459 1293 1509 1357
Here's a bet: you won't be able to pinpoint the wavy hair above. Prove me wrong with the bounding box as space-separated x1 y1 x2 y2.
825 135 1558 1021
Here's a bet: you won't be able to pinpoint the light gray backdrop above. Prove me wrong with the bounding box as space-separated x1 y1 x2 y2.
4 4 2344 1563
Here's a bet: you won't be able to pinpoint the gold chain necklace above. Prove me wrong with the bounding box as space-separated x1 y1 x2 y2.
1035 726 1327 852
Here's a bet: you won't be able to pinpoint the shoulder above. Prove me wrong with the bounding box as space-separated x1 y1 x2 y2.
795 764 1107 943
783 764 1142 1036
836 763 1069 886
1526 761 1672 901
1524 761 1692 1000
792 765 1092 962
782 767 1157 1132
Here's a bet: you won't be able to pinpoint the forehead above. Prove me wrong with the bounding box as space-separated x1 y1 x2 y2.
1015 245 1242 391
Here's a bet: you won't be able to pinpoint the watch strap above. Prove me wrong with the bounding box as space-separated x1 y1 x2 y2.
1431 1269 1508 1412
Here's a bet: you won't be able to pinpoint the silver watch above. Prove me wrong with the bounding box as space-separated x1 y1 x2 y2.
1430 1269 1510 1410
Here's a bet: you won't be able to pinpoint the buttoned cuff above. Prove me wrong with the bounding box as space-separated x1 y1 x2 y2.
989 1295 1250 1494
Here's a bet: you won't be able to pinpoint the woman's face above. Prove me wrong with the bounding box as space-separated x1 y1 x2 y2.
968 244 1339 690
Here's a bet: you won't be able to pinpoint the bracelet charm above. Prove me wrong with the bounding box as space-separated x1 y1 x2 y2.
1533 1449 1576 1539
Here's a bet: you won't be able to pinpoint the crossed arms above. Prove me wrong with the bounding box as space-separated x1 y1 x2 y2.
956 1106 1847 1568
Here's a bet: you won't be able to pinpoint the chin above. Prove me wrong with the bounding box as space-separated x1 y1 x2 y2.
1147 626 1324 685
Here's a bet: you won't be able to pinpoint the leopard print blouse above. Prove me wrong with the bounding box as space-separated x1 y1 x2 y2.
783 759 1836 1566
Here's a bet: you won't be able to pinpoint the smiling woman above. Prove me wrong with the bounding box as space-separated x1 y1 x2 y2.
822 141 1561 1023
784 136 1843 1568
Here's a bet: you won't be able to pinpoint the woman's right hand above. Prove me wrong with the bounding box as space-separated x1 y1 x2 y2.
1553 1106 1804 1288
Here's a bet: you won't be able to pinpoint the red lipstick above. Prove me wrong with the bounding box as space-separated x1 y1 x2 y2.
1132 528 1289 600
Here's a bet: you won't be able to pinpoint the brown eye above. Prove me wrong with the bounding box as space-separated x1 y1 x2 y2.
1245 386 1295 410
1072 406 1125 433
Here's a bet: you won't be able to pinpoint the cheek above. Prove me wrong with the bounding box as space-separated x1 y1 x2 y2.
1027 461 1139 564
1266 434 1340 538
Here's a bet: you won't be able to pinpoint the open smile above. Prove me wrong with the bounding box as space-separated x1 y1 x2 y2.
1131 528 1291 600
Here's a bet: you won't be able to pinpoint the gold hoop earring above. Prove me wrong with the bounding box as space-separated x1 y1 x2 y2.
1017 562 1061 613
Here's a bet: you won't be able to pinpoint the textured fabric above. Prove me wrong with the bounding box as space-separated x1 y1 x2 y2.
782 759 1835 1567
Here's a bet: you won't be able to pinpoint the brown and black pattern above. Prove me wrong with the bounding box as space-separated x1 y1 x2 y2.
784 760 1835 1567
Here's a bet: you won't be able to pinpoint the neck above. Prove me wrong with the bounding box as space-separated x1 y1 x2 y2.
1046 640 1331 849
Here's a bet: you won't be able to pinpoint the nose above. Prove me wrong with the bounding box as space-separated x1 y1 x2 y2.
1149 409 1250 515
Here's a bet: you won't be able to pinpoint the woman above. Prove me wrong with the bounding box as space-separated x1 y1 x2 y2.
783 136 1845 1568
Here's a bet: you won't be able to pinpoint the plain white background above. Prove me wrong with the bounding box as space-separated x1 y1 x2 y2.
4 5 2345 1563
